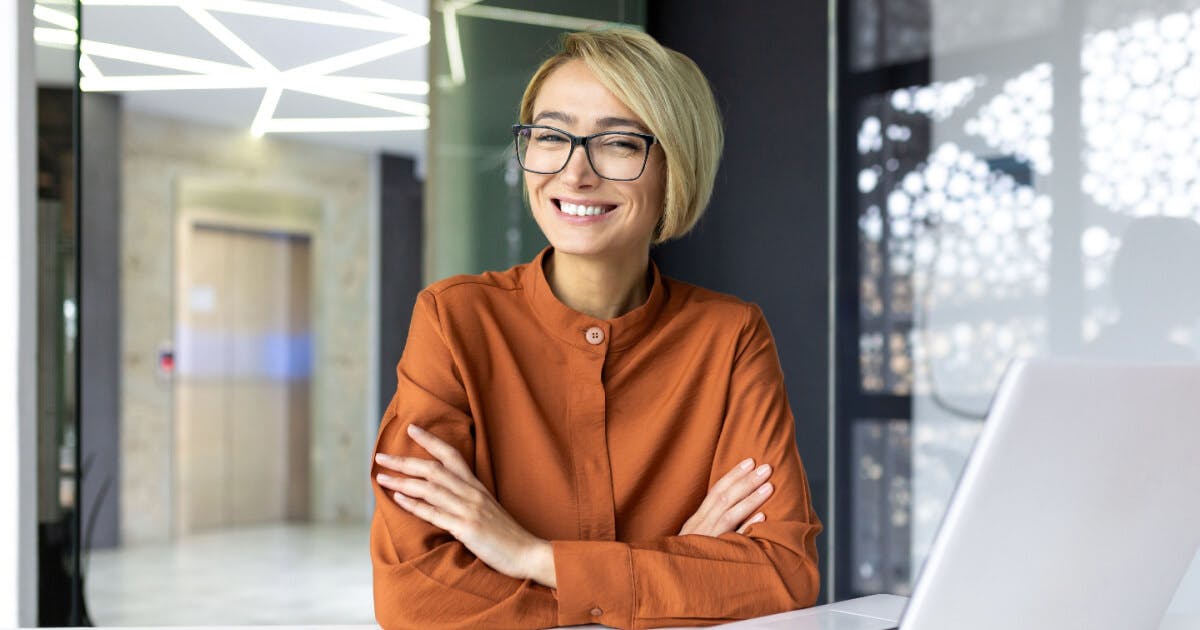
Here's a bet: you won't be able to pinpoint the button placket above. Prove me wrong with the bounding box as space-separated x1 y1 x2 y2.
566 338 616 542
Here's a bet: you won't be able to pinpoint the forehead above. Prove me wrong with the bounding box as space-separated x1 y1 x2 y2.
531 60 646 130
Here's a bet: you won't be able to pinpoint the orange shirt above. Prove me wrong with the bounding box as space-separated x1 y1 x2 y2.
370 247 821 629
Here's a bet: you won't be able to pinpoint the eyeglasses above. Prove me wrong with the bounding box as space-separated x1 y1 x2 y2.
512 124 657 182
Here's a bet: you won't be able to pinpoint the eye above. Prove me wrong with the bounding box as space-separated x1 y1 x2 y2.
534 132 569 144
598 135 645 154
604 139 639 150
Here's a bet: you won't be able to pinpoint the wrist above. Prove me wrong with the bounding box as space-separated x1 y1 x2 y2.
524 539 558 588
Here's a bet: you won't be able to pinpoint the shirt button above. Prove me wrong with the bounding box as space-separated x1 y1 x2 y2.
590 607 603 617
585 326 604 345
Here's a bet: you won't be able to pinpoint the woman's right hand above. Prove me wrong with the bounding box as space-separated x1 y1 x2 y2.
678 458 774 537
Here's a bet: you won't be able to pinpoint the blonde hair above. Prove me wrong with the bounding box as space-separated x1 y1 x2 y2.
518 29 724 244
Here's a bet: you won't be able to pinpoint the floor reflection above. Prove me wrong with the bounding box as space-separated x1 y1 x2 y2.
85 524 373 626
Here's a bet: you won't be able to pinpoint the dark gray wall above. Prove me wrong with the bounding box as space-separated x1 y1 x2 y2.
80 92 121 549
647 3 831 599
378 155 424 421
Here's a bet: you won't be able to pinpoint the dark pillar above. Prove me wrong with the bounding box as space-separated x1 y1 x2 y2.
647 3 832 601
80 91 121 550
378 154 424 419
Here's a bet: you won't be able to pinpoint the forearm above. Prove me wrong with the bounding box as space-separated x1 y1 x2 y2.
550 523 820 629
372 515 559 629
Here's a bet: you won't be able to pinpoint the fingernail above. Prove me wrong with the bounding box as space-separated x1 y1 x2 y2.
755 464 771 477
374 453 390 464
752 513 766 523
407 424 424 436
393 491 409 504
376 473 392 483
739 458 754 471
758 482 773 495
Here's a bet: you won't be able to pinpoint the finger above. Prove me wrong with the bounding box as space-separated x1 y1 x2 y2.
736 512 766 535
697 458 756 515
712 462 772 517
721 481 773 533
407 425 476 482
727 463 772 506
379 474 471 518
374 452 407 474
391 490 457 532
380 454 468 496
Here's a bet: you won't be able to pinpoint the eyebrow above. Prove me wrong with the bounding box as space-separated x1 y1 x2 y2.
532 111 650 134
596 116 650 134
532 110 575 125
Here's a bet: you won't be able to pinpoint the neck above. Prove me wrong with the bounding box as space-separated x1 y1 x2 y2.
545 248 651 320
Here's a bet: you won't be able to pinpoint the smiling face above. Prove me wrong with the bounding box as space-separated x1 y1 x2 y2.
525 60 666 261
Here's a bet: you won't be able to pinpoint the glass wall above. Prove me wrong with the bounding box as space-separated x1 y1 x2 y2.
65 1 647 626
73 0 423 625
32 0 82 624
837 0 1200 607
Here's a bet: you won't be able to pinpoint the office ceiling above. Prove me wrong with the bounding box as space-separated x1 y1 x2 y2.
36 0 430 158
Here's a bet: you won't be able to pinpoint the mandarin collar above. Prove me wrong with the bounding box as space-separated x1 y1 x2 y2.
522 247 668 354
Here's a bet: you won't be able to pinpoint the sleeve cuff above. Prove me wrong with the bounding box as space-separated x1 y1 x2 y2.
551 539 635 628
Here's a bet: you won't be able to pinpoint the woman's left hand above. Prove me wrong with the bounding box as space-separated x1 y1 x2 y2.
374 424 557 588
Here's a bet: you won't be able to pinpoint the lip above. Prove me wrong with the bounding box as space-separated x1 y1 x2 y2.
551 197 619 224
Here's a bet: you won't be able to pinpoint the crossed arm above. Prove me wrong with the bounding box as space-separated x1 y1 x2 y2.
374 423 777 589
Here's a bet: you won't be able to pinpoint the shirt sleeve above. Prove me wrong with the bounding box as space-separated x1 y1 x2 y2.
370 290 558 630
551 303 822 629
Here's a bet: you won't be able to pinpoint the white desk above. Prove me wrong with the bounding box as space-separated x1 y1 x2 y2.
715 594 1200 630
33 595 1200 629
716 595 903 629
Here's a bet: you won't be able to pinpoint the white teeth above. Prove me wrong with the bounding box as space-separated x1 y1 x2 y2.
560 202 608 216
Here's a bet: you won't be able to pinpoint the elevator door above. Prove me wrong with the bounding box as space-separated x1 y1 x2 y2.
175 224 311 534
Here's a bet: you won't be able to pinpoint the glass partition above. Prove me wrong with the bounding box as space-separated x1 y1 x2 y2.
33 0 82 624
837 0 1200 608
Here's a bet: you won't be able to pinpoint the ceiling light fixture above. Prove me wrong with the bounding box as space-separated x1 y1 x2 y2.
81 39 255 76
34 26 78 47
287 83 429 117
79 75 265 91
78 53 102 78
338 0 426 24
443 6 466 85
285 33 428 77
432 1 639 89
261 117 429 133
81 0 429 34
250 85 281 137
454 4 614 31
182 5 276 73
33 4 79 31
71 0 431 136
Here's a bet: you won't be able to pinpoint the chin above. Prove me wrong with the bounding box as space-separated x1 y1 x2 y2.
544 234 612 258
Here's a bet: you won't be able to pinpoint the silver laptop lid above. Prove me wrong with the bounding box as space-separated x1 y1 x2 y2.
900 359 1200 630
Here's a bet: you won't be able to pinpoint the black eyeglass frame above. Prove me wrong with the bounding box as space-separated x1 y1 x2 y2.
511 123 658 182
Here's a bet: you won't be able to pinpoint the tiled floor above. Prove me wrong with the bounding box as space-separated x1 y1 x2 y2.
84 523 376 626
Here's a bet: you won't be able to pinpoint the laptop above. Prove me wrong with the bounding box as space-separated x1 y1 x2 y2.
889 359 1200 629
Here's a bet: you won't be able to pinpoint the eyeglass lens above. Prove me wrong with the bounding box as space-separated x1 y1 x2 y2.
515 127 648 180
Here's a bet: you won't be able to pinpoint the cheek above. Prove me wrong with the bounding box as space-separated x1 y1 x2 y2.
524 174 548 205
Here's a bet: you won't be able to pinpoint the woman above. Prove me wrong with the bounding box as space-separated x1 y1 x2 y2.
370 29 821 629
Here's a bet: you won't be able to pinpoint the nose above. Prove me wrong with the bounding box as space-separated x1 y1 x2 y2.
559 142 600 188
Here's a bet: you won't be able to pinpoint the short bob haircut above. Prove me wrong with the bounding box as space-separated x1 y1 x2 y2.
518 29 724 244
